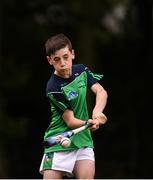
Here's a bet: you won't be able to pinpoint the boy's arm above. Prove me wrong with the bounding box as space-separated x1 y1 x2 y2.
62 82 108 131
62 109 92 129
90 82 108 128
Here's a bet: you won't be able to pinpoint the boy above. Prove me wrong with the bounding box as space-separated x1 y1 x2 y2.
39 33 108 179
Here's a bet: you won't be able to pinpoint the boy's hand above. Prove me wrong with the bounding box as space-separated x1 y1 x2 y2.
96 112 107 125
88 118 100 131
88 113 107 131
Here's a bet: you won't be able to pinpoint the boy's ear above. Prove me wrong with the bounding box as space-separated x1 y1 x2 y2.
72 49 75 60
47 56 52 65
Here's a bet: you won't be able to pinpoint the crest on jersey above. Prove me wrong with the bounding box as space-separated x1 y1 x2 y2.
67 91 78 100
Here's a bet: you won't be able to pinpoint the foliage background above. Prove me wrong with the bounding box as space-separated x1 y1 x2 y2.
0 0 152 178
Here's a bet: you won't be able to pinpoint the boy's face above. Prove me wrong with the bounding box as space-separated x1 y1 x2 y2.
47 46 75 77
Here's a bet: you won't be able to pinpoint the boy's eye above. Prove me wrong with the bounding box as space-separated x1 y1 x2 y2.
53 57 60 62
63 56 68 59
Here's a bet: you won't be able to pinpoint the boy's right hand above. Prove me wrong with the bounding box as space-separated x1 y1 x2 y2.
87 119 100 131
88 113 107 131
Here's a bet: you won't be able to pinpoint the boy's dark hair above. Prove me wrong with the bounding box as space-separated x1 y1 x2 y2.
45 34 72 56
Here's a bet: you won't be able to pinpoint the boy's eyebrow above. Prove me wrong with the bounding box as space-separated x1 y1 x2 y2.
53 53 69 58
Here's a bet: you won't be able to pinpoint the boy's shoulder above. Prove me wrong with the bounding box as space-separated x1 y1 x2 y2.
46 74 63 94
73 63 87 73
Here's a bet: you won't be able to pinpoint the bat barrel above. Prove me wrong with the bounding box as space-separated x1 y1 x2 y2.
43 122 91 147
43 137 58 147
43 131 73 147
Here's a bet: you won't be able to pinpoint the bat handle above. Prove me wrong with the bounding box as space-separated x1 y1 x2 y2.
85 121 92 128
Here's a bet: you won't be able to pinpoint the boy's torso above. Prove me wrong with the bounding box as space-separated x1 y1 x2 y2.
44 64 94 153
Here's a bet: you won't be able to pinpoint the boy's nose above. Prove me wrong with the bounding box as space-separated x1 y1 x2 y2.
60 59 65 66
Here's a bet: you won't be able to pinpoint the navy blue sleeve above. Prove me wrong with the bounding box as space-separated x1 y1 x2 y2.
47 93 72 115
46 76 72 115
84 66 103 88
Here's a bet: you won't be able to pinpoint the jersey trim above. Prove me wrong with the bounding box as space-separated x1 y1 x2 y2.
47 92 67 111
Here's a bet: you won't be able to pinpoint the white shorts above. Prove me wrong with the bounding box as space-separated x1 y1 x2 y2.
39 148 95 176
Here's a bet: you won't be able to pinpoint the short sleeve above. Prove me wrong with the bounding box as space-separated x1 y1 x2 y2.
47 92 71 115
85 66 103 88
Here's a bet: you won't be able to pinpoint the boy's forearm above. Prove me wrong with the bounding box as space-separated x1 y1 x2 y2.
62 109 88 129
93 88 108 113
91 89 108 129
66 117 87 129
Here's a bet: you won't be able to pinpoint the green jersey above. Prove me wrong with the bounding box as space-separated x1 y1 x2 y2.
44 64 103 153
